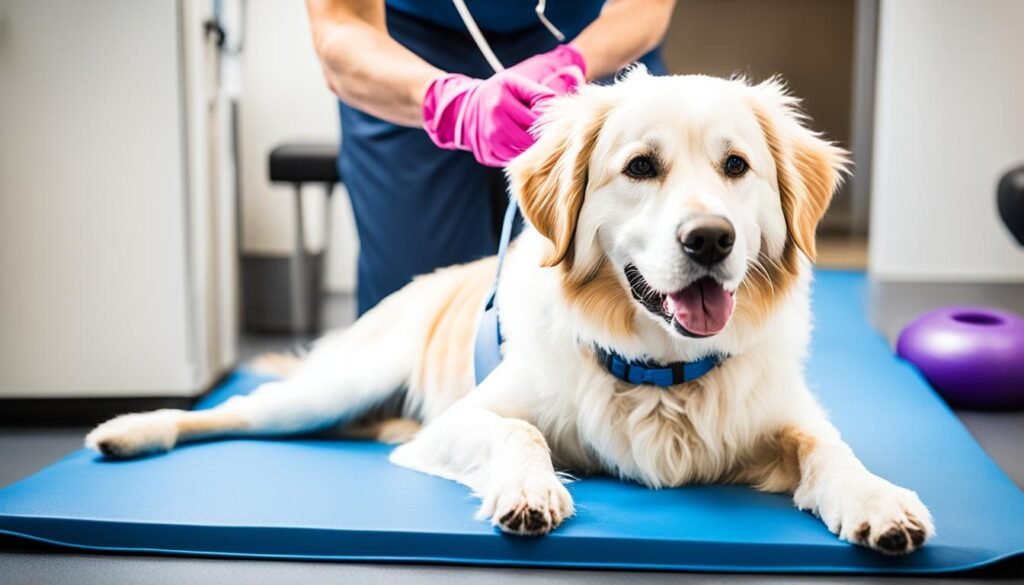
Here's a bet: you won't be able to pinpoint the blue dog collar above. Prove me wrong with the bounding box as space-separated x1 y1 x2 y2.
594 346 722 387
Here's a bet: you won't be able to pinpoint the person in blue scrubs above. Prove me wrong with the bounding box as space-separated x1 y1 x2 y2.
306 0 674 314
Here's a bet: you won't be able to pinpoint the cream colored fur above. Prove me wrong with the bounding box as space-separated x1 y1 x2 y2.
86 71 933 554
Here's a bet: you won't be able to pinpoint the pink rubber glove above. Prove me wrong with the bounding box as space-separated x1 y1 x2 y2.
507 44 588 94
422 70 556 167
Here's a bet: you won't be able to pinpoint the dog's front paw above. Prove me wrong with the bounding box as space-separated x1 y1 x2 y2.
478 475 574 537
824 476 934 555
85 410 182 458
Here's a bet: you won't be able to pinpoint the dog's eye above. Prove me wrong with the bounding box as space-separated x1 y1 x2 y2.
723 155 749 178
624 155 658 179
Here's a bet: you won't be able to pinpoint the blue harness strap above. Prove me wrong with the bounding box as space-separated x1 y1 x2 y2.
472 199 518 385
471 201 725 388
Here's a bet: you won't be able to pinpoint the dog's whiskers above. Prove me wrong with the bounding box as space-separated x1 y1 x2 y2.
742 252 777 303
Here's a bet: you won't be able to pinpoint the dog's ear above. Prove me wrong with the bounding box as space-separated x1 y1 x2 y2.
750 78 850 261
506 90 609 268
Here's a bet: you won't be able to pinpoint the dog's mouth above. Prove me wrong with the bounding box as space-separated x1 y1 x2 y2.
624 264 735 337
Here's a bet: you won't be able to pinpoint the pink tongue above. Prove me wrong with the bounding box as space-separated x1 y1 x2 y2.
663 278 735 336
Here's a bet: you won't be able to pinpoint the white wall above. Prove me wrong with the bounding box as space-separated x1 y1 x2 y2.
238 0 359 293
869 0 1024 282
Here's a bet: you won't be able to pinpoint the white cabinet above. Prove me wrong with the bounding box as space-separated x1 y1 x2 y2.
0 0 237 398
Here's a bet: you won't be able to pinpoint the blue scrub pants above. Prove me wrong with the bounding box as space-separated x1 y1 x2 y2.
338 9 666 315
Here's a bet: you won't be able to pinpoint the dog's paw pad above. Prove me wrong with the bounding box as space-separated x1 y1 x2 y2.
837 481 934 555
907 519 928 547
874 525 908 553
85 410 181 459
498 503 554 535
483 477 574 537
93 438 136 459
864 514 937 557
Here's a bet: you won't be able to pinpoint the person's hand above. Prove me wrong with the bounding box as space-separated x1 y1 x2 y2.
507 44 588 94
422 70 556 167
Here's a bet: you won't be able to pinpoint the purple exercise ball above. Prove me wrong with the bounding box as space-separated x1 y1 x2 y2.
897 306 1024 409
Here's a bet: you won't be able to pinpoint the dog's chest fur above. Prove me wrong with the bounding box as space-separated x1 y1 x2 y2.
531 356 771 489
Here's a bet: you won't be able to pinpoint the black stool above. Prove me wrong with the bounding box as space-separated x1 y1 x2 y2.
267 143 341 334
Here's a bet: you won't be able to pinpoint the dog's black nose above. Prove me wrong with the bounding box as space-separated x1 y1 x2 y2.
679 215 735 266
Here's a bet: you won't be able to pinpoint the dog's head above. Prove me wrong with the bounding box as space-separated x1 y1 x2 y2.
508 70 849 343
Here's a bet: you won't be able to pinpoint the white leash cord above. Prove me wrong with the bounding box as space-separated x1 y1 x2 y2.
450 0 505 73
534 0 566 41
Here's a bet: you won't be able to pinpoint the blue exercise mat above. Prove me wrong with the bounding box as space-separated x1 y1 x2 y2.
1 271 1022 572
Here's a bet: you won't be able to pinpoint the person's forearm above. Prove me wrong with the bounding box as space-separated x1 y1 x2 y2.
306 0 442 127
570 0 676 80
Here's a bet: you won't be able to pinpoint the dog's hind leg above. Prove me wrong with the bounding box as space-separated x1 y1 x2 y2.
86 285 430 459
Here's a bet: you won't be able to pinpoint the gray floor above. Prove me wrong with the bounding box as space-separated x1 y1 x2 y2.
1 294 1022 584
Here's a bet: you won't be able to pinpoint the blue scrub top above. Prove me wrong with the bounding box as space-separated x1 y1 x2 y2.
386 0 605 36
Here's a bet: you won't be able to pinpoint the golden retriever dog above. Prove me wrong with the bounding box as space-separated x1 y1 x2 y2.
86 70 933 555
